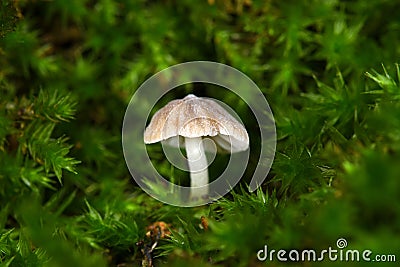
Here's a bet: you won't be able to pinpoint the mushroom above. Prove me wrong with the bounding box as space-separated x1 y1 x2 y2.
144 94 249 199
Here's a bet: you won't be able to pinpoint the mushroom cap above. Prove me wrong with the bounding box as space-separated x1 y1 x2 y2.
144 94 249 153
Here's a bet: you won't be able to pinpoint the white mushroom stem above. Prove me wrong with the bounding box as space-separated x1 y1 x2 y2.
185 137 209 198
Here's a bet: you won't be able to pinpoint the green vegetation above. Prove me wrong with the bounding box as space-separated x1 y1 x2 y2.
1 0 399 266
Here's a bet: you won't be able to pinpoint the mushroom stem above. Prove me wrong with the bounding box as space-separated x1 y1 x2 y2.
185 137 209 199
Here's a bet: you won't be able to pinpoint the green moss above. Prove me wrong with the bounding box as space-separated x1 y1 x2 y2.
0 0 399 266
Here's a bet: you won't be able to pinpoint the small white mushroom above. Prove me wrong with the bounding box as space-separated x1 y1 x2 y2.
144 94 249 199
